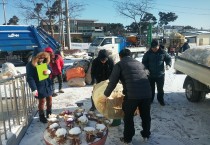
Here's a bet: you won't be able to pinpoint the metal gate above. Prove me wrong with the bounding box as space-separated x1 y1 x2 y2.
0 74 37 145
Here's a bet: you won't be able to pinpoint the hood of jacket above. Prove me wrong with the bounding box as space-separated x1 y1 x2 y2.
32 52 50 67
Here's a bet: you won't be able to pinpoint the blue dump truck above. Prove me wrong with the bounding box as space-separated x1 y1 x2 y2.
0 25 61 64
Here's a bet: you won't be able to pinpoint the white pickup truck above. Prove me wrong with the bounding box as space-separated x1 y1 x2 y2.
87 36 147 58
174 56 210 102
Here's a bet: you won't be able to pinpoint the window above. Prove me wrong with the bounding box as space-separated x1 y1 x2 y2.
101 38 112 46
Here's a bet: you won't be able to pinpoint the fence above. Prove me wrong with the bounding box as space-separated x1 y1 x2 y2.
0 74 37 145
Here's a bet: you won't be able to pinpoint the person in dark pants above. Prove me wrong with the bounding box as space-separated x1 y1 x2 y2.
103 49 152 144
45 47 64 97
26 47 53 123
181 39 190 52
142 39 172 106
89 49 114 111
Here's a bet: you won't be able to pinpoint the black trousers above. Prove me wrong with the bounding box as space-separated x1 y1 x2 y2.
122 98 151 141
148 76 165 102
51 74 63 92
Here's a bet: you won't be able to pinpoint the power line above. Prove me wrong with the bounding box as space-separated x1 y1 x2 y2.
153 7 210 16
0 0 7 24
154 2 210 11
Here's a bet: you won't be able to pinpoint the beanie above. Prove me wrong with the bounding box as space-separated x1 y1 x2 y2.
98 49 108 61
44 47 54 53
151 39 159 48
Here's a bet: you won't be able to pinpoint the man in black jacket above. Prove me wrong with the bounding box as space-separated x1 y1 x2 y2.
142 39 171 106
89 49 114 111
104 49 152 144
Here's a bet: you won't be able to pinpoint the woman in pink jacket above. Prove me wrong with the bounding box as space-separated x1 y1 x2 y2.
45 47 64 97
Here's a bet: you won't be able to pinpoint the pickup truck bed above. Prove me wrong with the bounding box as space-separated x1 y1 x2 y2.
174 56 210 102
174 57 210 87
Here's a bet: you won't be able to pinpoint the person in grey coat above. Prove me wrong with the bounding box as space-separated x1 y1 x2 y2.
103 49 152 144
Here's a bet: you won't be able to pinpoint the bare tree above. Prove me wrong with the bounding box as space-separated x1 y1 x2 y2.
15 0 85 36
114 0 154 36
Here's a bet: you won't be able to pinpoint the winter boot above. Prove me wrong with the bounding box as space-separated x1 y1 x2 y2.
46 110 52 118
39 111 47 123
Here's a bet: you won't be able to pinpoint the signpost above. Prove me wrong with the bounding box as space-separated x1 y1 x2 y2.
147 23 152 47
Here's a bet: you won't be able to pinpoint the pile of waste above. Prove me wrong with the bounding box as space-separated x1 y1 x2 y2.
180 47 210 67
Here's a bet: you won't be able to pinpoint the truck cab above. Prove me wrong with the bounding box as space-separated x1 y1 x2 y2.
87 36 125 57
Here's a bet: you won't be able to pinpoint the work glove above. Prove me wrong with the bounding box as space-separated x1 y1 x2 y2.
43 69 51 75
165 65 170 70
145 69 150 75
32 90 38 98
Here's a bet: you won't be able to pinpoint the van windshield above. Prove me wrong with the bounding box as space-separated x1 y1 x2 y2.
90 38 104 46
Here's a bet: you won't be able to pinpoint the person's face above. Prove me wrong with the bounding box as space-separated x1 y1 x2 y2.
100 58 108 64
49 52 55 58
151 46 159 52
38 56 45 63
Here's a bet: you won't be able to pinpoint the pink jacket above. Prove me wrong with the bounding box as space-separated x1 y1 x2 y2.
49 54 64 75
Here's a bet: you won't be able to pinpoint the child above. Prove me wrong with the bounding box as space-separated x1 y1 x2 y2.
26 47 53 123
45 47 64 97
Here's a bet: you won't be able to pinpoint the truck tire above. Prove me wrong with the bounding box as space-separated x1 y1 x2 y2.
185 80 200 102
198 92 206 102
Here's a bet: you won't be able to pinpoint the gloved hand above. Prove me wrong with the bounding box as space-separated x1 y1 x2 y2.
98 95 108 103
32 90 38 98
43 69 51 75
145 69 150 75
165 65 170 70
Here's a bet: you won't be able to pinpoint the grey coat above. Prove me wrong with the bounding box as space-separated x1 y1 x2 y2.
104 56 152 100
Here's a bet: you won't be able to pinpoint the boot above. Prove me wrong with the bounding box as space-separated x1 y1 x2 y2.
46 110 52 118
39 111 47 123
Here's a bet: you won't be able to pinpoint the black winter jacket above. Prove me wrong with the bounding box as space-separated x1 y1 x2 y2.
91 57 114 83
142 48 171 78
104 56 152 100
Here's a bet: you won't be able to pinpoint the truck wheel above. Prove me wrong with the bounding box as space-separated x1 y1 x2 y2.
185 80 200 102
197 92 206 102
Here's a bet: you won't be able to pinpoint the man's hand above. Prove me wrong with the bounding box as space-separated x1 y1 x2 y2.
145 69 150 75
32 90 38 98
165 65 170 70
43 69 51 75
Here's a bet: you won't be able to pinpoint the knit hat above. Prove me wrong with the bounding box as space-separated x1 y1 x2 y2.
151 39 159 48
44 47 54 53
98 49 108 61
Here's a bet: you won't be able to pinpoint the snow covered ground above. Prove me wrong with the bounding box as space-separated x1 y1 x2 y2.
15 57 210 145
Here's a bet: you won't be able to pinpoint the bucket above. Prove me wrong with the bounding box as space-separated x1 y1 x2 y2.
111 119 121 126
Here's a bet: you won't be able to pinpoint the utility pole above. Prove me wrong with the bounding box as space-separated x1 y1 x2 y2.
65 0 71 49
1 0 7 25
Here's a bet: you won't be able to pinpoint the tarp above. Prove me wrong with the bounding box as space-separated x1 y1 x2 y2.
180 48 210 67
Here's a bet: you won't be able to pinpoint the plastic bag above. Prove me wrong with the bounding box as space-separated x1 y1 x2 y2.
67 78 86 87
0 62 19 78
66 67 85 81
85 62 92 85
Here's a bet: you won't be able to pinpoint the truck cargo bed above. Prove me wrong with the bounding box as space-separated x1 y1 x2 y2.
174 57 210 87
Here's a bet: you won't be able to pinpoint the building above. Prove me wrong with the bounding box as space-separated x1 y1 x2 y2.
181 31 210 46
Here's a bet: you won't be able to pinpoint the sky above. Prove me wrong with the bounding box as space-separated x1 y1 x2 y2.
0 0 210 29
